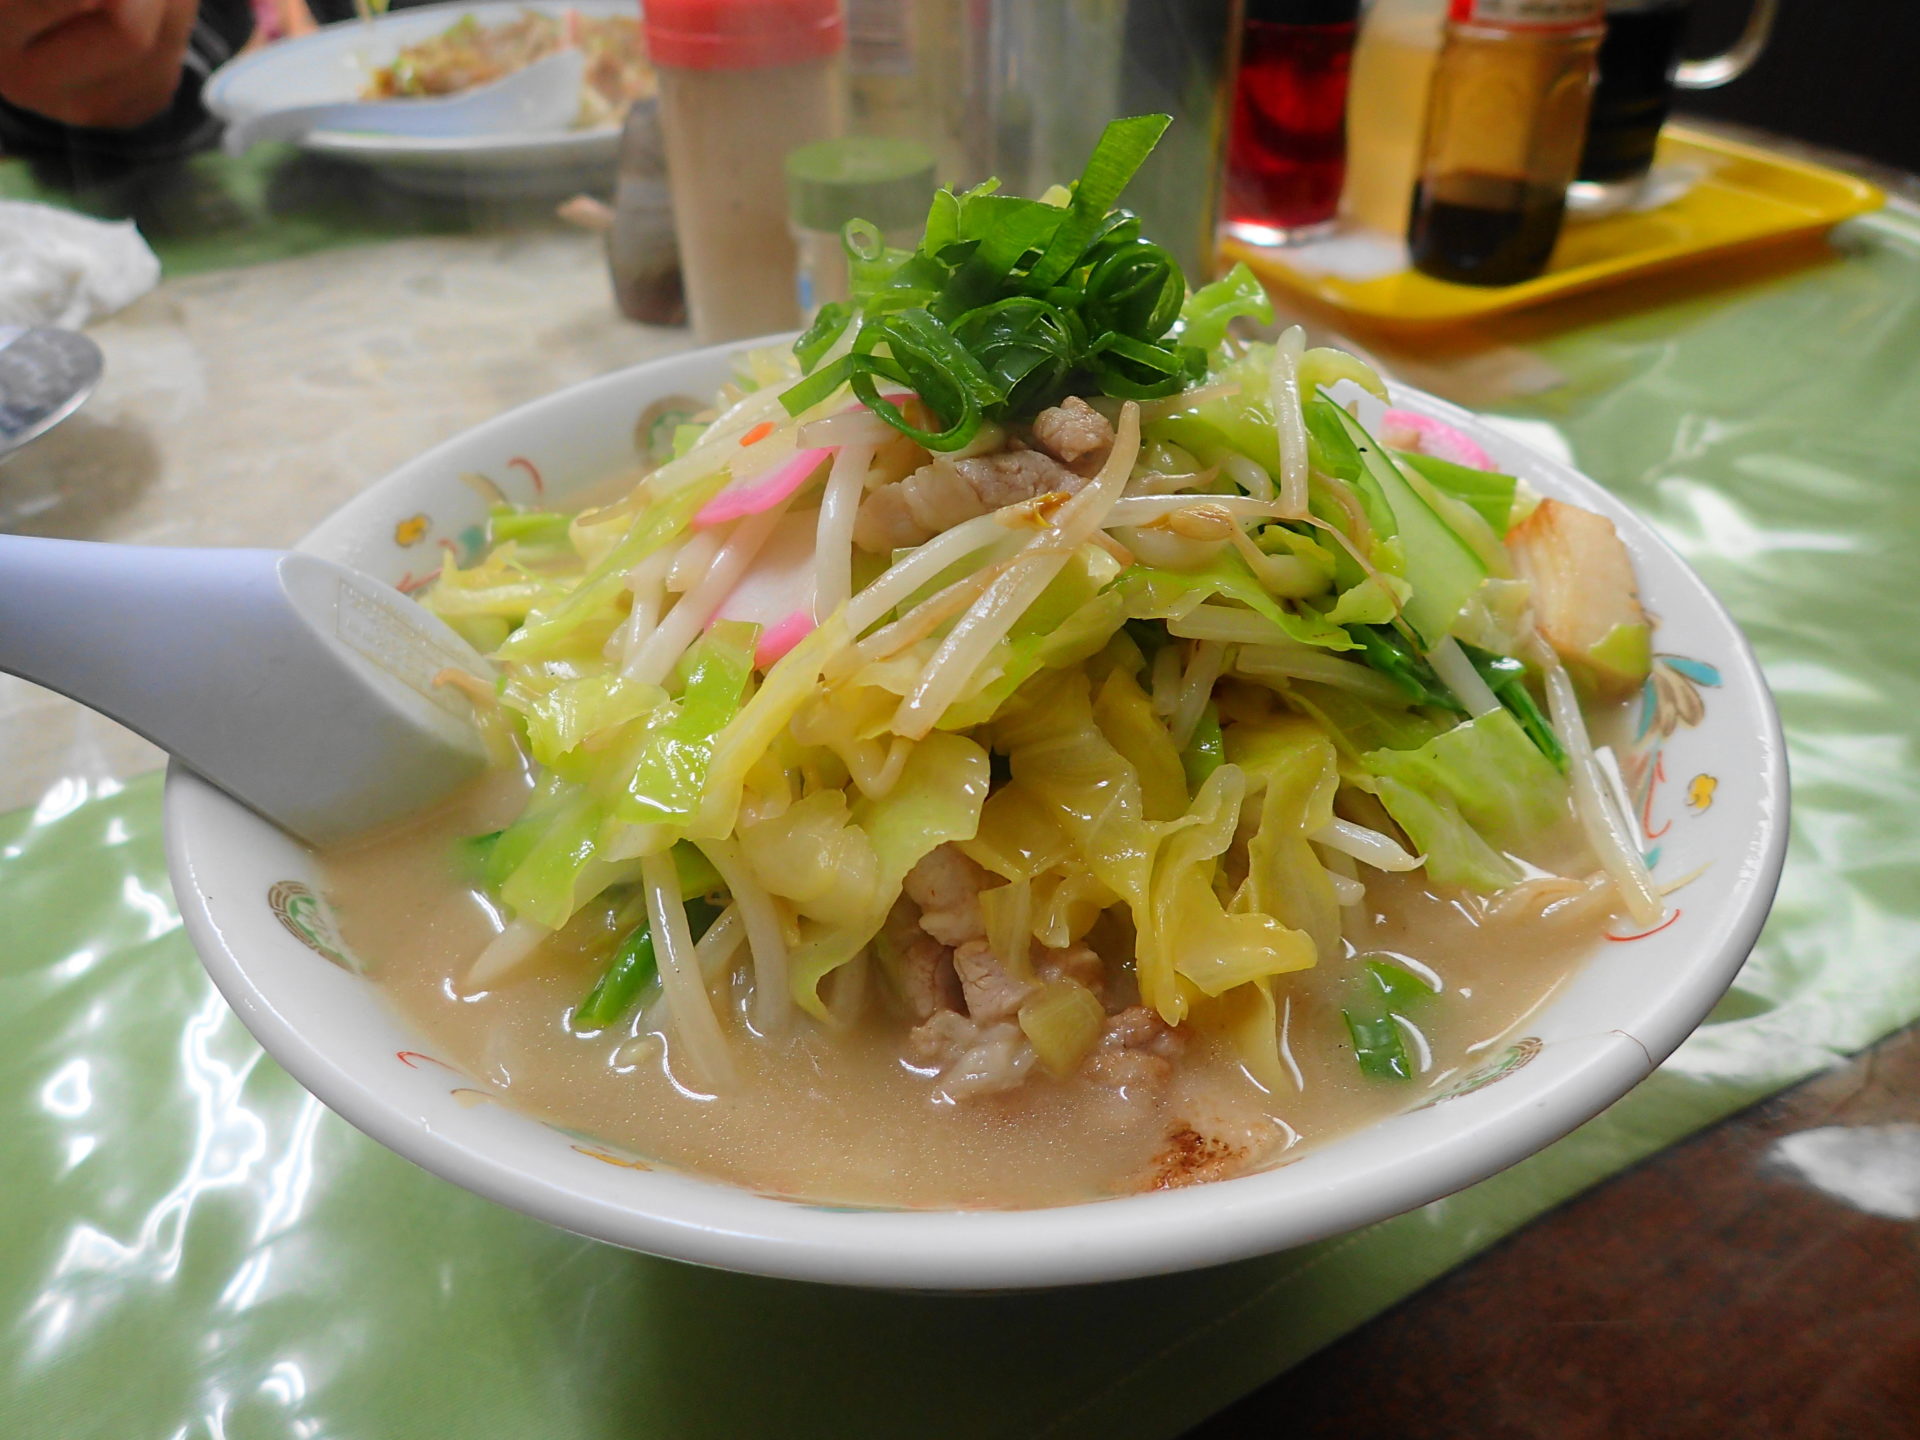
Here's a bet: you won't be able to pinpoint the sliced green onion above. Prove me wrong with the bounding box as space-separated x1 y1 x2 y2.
574 896 721 1032
1341 1010 1413 1081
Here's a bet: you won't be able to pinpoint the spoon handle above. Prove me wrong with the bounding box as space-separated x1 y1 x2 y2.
0 535 492 845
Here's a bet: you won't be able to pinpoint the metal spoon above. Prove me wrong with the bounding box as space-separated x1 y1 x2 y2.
222 48 586 156
0 327 103 460
0 534 494 846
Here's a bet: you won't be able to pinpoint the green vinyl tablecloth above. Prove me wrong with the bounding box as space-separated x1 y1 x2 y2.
4 202 1920 1438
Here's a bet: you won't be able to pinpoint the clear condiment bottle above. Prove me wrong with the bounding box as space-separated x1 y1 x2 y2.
643 0 848 343
784 136 936 320
1223 0 1363 247
607 101 686 326
1406 0 1603 286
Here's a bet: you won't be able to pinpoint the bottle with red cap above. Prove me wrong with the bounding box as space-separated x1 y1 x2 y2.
1406 0 1604 286
643 0 848 343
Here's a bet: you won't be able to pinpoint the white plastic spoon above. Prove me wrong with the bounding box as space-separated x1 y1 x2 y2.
0 534 494 846
222 48 586 156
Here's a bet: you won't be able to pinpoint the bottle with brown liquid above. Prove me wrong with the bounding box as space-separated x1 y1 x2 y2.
1407 0 1603 286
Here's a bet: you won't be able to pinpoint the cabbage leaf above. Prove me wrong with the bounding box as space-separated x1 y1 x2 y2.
613 621 758 823
786 732 991 1017
1157 764 1317 996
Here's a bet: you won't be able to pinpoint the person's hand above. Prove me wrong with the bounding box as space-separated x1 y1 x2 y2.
0 0 200 130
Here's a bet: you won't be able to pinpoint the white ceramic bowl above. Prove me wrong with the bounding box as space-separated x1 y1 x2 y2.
203 1 636 198
166 341 1788 1290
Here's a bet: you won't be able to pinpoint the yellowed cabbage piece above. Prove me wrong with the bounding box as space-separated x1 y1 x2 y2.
991 669 1174 1010
1157 765 1317 999
690 614 848 839
978 877 1037 982
515 672 665 774
424 542 573 621
1234 715 1343 963
1029 865 1114 948
738 790 880 929
1091 667 1188 822
1188 976 1294 1096
1018 979 1106 1077
958 782 1073 882
786 732 990 1018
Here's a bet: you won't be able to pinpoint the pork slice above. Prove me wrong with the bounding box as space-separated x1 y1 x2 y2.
953 938 1036 1024
876 897 962 1020
902 843 990 947
852 449 1084 552
1030 396 1115 474
1083 1005 1186 1093
906 1011 1037 1099
1036 942 1106 1002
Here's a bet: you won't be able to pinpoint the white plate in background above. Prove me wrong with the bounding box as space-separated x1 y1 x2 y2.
204 1 643 198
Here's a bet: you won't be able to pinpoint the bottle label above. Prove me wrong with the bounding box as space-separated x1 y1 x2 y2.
1449 0 1602 26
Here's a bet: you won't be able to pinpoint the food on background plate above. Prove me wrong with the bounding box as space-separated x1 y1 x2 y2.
363 8 654 128
326 116 1663 1208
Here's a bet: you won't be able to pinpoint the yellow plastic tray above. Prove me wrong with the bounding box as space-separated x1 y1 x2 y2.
1226 125 1886 332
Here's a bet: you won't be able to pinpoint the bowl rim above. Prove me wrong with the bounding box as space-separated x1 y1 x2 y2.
165 339 1789 1289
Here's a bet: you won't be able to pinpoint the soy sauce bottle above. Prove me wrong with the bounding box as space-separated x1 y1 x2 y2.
1407 0 1603 286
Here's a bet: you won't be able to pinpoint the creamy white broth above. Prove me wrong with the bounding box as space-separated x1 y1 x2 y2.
324 776 1619 1209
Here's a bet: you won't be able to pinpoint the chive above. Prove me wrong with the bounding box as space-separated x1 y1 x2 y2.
1349 625 1462 712
1341 1010 1413 1081
1362 956 1434 1009
794 301 852 372
1181 703 1225 792
1343 955 1439 1081
1464 645 1569 771
574 896 724 1032
575 919 656 1031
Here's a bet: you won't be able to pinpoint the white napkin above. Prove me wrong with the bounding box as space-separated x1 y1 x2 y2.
0 201 160 330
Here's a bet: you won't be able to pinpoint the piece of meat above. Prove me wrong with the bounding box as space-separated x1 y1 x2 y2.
877 897 962 1020
1030 396 1114 475
902 844 990 947
853 449 1084 552
1083 1005 1186 1093
1036 942 1106 1002
906 1011 1037 1099
953 938 1035 1024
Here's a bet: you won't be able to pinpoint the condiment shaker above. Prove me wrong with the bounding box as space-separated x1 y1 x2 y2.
643 0 848 344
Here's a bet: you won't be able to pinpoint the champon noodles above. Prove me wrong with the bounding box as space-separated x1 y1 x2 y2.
324 117 1663 1206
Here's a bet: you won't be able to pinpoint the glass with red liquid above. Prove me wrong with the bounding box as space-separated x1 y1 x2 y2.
1223 0 1362 247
